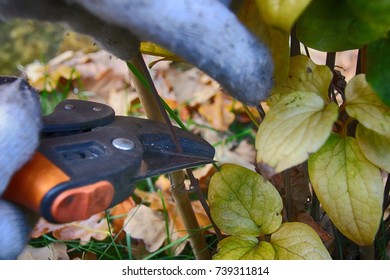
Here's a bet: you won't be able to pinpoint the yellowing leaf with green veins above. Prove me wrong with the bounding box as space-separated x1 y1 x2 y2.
308 133 383 246
212 236 274 260
208 164 283 236
270 222 331 260
213 222 330 260
256 0 312 32
256 91 338 177
356 124 390 172
269 55 333 105
345 74 390 137
240 241 276 260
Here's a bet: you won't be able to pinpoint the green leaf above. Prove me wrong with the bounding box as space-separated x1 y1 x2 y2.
213 236 275 260
308 134 383 246
347 0 390 30
255 0 312 32
269 55 333 105
271 222 332 260
356 124 390 173
296 0 381 51
345 74 390 137
208 164 283 236
256 91 338 176
366 36 390 107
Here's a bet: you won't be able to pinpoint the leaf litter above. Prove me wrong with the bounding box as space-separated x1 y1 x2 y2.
19 46 359 259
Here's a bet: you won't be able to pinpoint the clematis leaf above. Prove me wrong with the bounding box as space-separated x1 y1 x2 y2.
366 36 390 107
308 133 383 246
256 91 338 177
356 124 390 172
255 0 312 33
208 164 283 236
213 222 331 260
271 222 332 260
345 74 390 137
212 235 267 260
269 55 333 105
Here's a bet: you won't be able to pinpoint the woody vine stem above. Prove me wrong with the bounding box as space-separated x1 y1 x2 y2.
128 52 211 260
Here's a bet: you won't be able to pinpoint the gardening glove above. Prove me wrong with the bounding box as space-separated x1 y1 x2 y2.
0 0 274 259
0 78 42 260
0 0 273 106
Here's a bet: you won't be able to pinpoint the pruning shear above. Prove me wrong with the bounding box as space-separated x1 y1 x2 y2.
4 94 215 224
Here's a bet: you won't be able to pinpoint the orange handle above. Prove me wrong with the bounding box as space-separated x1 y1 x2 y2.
3 152 70 213
3 152 115 223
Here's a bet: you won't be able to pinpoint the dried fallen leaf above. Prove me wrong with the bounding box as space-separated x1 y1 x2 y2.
32 213 109 244
18 243 69 260
123 205 166 253
130 187 211 255
296 213 333 243
110 197 137 238
198 91 235 131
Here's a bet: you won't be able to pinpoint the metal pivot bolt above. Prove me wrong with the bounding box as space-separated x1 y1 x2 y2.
112 138 135 151
64 104 74 110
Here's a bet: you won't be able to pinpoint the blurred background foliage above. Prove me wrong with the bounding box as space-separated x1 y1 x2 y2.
0 19 98 75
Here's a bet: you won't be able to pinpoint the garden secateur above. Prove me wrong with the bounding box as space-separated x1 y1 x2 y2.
2 78 215 224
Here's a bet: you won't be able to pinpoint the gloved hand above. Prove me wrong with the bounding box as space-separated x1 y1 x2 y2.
0 0 273 106
0 78 42 259
0 0 274 259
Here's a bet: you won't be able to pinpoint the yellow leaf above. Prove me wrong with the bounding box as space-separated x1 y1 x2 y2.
256 91 338 176
345 74 390 137
234 1 289 85
213 236 261 260
209 164 283 236
140 41 176 58
240 241 276 260
356 124 390 172
256 0 312 32
308 134 383 246
213 223 331 260
271 222 332 260
269 55 333 105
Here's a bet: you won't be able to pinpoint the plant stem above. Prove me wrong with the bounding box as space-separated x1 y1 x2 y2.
360 244 375 260
127 53 182 152
128 52 211 260
186 169 223 241
326 52 336 70
170 171 211 259
284 168 292 222
290 25 301 57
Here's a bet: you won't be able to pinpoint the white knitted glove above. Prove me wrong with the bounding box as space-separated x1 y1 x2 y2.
0 78 41 259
